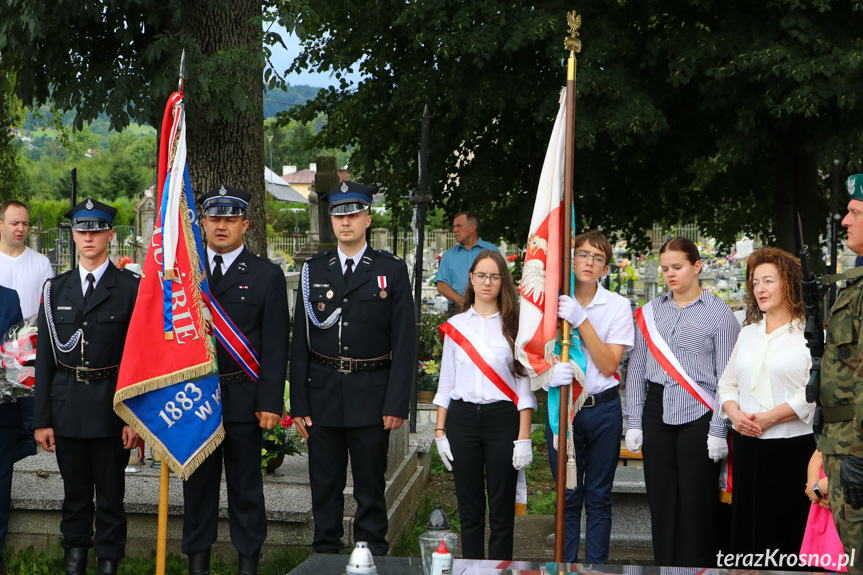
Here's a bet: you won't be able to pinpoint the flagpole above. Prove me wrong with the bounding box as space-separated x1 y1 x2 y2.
156 460 170 574
555 12 581 564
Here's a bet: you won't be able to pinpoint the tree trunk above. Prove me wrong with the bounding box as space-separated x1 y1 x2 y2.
184 0 266 256
773 136 822 267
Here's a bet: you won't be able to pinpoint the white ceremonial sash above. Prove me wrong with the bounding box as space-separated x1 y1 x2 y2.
635 301 715 412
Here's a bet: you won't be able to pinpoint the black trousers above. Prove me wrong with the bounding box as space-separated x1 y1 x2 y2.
642 384 721 567
182 421 266 557
54 435 129 561
307 423 391 555
447 399 519 561
729 431 815 557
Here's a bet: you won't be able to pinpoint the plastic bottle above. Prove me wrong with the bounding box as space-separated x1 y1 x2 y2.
429 539 452 575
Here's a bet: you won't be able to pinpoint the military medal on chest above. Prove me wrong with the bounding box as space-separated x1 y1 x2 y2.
377 275 388 299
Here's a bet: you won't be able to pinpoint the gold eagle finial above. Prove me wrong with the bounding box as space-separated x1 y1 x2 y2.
564 11 582 53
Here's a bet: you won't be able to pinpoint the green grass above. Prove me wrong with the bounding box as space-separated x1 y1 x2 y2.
1 544 312 575
391 497 461 557
527 489 557 515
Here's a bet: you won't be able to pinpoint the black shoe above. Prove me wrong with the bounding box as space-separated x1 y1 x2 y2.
238 551 260 575
63 548 88 575
188 550 211 575
97 558 119 575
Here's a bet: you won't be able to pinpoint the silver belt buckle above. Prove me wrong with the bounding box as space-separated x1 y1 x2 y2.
338 357 353 374
75 366 89 383
582 394 596 408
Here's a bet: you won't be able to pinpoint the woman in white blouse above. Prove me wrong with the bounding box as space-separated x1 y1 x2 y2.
433 250 537 560
718 247 815 557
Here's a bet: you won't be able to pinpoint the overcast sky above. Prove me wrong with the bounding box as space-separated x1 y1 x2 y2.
266 24 365 88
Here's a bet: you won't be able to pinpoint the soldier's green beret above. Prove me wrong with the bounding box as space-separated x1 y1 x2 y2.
846 174 863 202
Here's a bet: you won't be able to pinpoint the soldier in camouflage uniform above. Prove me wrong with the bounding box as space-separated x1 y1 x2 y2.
818 173 863 573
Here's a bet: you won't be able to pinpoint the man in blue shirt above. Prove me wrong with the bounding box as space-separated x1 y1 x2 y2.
435 212 499 311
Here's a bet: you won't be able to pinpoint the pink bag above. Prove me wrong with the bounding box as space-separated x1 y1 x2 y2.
800 473 846 572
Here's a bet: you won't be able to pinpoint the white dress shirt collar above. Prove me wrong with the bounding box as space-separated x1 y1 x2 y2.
207 245 244 275
78 258 111 294
337 244 368 274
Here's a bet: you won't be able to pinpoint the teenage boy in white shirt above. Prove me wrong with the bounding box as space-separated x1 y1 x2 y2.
548 230 634 564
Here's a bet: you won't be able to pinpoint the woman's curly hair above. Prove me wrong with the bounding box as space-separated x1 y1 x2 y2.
743 247 805 326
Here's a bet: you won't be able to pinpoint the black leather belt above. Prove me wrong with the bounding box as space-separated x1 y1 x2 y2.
582 385 620 408
219 371 253 385
310 350 391 373
57 362 119 383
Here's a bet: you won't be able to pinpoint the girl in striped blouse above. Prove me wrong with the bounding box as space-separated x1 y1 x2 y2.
625 237 740 567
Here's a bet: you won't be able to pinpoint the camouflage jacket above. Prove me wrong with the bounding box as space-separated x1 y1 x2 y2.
818 275 863 456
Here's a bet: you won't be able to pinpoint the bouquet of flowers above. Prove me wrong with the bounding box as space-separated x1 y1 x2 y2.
261 413 304 475
0 315 38 404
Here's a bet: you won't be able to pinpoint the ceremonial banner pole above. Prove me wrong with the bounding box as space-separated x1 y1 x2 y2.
554 14 581 564
156 463 169 574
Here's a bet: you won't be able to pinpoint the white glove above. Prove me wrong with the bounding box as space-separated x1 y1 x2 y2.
512 439 532 470
625 429 643 453
548 362 575 388
558 295 588 328
435 435 454 471
707 435 728 462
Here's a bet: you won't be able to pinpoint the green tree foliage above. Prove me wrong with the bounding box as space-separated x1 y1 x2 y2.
264 116 351 173
18 130 156 202
0 0 308 254
285 0 863 253
0 71 24 201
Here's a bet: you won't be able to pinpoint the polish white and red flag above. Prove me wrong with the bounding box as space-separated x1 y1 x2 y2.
515 88 585 392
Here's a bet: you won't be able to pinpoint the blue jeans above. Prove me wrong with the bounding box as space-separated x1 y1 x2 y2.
545 396 622 564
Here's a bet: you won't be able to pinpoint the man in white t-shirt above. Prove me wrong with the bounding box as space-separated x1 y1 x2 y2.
546 230 635 564
0 200 54 318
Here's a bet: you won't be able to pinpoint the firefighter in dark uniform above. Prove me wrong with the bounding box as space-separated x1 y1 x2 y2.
33 199 142 575
0 286 23 575
182 186 288 575
290 181 416 556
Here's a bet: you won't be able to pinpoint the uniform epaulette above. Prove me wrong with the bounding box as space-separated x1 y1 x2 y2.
376 250 401 262
305 251 330 263
118 267 141 279
49 269 74 283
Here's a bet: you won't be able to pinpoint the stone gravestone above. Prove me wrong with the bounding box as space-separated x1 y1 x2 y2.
293 156 339 265
644 262 660 301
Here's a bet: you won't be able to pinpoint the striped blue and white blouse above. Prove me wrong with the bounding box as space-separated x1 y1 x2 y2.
625 289 741 437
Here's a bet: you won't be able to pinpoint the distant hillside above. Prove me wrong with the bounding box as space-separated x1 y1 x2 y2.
264 84 321 118
20 83 322 136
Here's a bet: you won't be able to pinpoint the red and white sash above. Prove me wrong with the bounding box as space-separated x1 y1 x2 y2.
439 317 519 405
634 301 714 411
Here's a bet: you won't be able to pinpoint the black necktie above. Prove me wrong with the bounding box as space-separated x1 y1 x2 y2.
344 258 354 284
84 273 95 304
211 255 224 290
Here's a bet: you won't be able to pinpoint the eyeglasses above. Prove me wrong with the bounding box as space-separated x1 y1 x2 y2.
472 272 503 284
574 250 606 266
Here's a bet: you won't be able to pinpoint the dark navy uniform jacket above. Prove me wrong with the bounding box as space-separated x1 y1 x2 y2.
208 247 288 422
34 264 139 438
290 248 416 428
